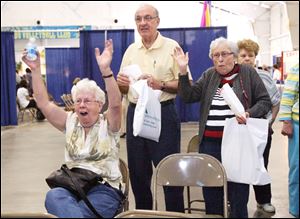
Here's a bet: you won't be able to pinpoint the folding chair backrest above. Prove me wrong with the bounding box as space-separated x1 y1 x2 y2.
115 209 195 218
61 94 74 111
187 134 200 153
65 94 74 105
153 153 228 217
1 212 57 218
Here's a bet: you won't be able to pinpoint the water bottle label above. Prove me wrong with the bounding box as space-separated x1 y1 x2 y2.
27 47 37 61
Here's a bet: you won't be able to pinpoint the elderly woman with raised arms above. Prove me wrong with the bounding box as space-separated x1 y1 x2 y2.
22 39 123 218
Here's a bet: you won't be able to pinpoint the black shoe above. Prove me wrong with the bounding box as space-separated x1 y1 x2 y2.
120 133 126 138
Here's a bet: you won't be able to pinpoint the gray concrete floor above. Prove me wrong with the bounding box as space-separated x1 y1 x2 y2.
1 115 295 218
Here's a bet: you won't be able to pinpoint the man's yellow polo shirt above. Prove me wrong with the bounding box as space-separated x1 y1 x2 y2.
119 32 192 103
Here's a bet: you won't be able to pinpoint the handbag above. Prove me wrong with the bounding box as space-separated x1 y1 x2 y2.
46 164 103 218
46 164 102 196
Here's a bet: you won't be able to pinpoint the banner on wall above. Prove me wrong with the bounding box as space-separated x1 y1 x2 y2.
1 25 92 39
282 50 299 80
201 1 211 27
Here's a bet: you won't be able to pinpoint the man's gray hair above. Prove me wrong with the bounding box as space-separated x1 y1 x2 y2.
209 37 238 59
135 4 159 17
71 78 105 104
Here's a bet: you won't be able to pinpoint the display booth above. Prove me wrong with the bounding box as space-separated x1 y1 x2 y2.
1 27 226 126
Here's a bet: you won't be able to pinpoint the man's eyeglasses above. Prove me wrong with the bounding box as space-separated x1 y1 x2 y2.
135 15 158 23
213 52 234 59
74 99 99 105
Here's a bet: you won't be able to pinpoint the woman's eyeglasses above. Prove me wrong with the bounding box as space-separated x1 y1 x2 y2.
74 99 99 106
213 52 234 59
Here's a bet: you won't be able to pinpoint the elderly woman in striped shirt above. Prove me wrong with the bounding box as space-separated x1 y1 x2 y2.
173 37 272 218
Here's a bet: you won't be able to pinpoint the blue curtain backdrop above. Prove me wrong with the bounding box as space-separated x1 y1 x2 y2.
1 32 17 126
79 30 134 91
159 26 227 121
45 48 81 104
44 28 226 122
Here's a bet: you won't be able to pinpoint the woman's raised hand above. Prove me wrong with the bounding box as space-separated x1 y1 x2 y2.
172 46 189 74
21 50 41 70
95 39 113 75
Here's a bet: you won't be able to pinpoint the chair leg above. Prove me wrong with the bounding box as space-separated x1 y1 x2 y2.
29 109 36 120
19 110 24 122
187 186 192 213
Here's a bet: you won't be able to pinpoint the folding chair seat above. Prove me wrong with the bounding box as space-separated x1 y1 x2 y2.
153 153 228 217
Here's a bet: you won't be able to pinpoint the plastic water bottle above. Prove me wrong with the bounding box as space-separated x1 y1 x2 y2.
26 37 37 61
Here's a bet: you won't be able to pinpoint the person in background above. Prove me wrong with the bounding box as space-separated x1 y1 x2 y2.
16 70 22 91
237 39 281 214
279 64 299 218
16 70 21 84
17 79 45 121
22 39 123 218
173 37 271 217
116 3 191 212
273 64 281 84
25 67 33 96
262 64 272 75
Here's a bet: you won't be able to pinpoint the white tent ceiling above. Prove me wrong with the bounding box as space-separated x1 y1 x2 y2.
211 1 278 21
1 1 298 64
0 1 292 26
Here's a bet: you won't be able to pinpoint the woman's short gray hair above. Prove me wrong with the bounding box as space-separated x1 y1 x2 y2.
71 78 105 104
209 37 238 59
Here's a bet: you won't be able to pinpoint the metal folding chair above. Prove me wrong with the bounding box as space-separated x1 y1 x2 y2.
153 153 228 217
16 98 36 122
61 94 74 111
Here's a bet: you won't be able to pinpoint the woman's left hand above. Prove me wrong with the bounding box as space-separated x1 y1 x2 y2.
95 39 113 75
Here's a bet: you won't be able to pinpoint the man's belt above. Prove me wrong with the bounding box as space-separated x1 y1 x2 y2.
129 99 174 107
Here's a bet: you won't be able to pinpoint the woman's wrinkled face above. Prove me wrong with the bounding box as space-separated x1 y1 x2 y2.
74 91 102 128
212 44 235 75
238 48 256 67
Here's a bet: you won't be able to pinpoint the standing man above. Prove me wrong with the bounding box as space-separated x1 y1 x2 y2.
279 64 299 218
117 4 189 212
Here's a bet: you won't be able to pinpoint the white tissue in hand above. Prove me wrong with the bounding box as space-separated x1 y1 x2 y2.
122 64 142 84
220 83 245 117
